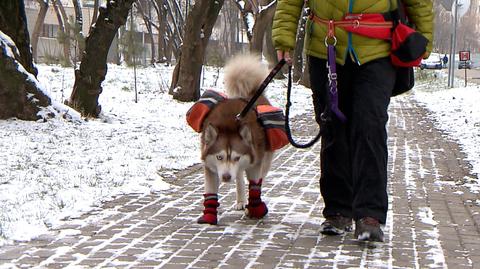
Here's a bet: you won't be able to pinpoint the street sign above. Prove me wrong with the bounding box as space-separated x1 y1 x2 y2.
452 0 471 18
459 50 470 61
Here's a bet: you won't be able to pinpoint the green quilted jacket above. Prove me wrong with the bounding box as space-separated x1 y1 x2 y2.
272 0 433 65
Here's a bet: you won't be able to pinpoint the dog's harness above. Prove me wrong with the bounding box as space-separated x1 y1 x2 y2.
186 88 290 151
236 60 286 120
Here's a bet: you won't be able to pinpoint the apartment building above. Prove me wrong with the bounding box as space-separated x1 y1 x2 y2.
24 0 155 64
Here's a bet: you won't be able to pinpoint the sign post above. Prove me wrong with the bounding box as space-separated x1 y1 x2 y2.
447 0 470 88
459 50 470 87
448 0 459 88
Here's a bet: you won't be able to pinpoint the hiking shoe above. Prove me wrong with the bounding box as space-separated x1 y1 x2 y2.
320 215 353 235
354 217 384 242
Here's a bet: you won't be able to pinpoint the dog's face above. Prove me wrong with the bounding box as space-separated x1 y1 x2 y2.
202 124 253 182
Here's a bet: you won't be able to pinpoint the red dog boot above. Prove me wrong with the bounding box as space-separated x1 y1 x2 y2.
197 193 219 225
246 179 268 219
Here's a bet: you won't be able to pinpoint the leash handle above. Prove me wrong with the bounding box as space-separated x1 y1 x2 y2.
284 65 323 149
327 44 347 122
236 59 286 120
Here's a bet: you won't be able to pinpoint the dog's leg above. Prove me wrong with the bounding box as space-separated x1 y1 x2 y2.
198 168 220 225
245 164 268 219
204 167 219 194
259 152 274 179
235 172 246 210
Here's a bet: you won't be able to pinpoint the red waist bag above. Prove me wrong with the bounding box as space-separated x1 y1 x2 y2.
390 22 429 67
341 13 392 40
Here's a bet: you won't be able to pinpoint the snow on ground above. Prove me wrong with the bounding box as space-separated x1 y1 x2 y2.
0 63 478 246
0 62 311 246
413 70 480 192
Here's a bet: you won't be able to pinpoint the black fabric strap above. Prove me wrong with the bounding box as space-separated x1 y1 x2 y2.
236 59 286 120
284 65 323 149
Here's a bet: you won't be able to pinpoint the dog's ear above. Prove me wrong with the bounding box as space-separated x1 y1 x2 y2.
204 124 218 146
239 124 252 144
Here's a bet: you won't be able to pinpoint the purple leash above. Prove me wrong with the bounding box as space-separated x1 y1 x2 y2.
327 44 347 122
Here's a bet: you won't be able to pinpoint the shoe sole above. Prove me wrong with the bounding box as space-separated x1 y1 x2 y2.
320 225 352 236
355 231 384 242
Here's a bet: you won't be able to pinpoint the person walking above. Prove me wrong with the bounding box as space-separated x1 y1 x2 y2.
443 54 448 68
272 0 433 242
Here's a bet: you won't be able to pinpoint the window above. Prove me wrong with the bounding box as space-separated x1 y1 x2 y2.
41 24 59 38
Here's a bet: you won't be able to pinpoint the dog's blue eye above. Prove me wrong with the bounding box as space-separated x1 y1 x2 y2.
216 155 223 160
233 157 240 162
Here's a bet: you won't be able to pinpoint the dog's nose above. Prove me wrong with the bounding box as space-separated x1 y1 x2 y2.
222 173 232 182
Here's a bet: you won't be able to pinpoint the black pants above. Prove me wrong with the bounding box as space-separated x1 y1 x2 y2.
309 56 395 224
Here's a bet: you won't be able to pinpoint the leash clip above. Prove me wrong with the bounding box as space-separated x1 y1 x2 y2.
324 36 337 47
325 20 337 47
353 20 360 28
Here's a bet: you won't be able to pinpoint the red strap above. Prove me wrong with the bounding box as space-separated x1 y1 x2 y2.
309 12 393 40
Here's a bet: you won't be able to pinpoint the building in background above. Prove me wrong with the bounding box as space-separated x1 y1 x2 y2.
24 0 157 65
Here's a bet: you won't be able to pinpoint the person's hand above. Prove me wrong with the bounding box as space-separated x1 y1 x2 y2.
276 50 292 65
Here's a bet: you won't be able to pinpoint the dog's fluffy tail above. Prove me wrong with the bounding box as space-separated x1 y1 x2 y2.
223 54 269 99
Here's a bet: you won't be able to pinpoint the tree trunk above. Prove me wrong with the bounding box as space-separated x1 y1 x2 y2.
52 0 72 64
68 0 135 117
136 1 156 64
0 1 38 77
233 0 254 41
72 0 85 63
264 17 277 67
300 57 310 88
162 0 183 59
249 1 276 55
170 0 224 102
31 0 49 62
52 0 72 66
92 0 100 26
0 33 51 120
293 7 307 82
153 0 169 63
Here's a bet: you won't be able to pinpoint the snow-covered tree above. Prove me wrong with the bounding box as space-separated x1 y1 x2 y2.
68 0 135 117
0 1 59 120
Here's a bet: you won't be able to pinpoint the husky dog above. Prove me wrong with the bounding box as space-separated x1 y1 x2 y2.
197 54 273 225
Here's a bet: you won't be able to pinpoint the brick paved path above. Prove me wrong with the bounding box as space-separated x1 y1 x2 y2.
1 96 480 268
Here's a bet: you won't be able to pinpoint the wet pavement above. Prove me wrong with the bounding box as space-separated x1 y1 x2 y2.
1 95 479 268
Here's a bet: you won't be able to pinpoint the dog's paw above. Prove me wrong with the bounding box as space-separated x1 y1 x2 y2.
246 201 268 219
235 202 245 210
197 214 217 225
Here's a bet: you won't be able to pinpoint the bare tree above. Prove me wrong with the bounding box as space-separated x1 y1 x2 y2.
214 1 242 61
152 0 169 62
263 10 277 67
31 0 49 62
170 0 224 102
52 0 72 66
68 0 135 117
233 0 254 41
232 0 277 67
92 0 100 26
150 0 183 63
136 0 156 64
163 0 185 60
71 0 85 63
249 0 276 54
